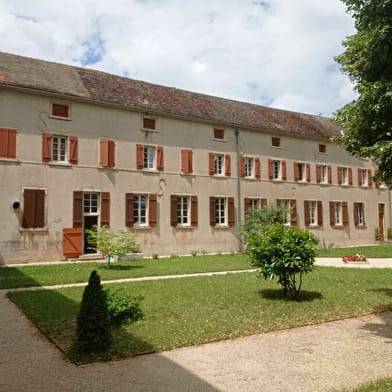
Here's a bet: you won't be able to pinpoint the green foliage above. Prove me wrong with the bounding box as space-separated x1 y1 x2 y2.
247 224 318 299
74 270 112 354
238 205 290 244
86 226 141 266
105 288 144 326
387 228 392 240
334 0 392 186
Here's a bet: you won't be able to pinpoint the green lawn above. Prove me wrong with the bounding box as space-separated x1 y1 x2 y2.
342 378 392 391
8 266 392 362
317 244 392 258
0 254 250 289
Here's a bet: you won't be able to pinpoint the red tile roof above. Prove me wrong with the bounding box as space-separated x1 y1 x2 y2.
0 51 342 139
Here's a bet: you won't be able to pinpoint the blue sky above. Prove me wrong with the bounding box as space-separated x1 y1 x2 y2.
0 0 356 116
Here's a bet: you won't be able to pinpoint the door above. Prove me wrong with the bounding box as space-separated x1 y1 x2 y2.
378 203 385 241
83 193 100 253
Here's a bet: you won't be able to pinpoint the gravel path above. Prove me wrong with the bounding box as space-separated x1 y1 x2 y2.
2 259 392 391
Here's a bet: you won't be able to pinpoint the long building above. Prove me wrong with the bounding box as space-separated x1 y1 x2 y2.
0 52 390 264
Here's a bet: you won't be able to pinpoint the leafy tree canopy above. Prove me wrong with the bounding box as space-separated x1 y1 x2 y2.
334 0 392 186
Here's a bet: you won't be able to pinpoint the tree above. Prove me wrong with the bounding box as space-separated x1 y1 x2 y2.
247 224 318 299
74 270 112 354
334 0 392 186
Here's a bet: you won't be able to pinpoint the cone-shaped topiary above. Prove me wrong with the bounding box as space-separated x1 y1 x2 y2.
75 270 112 354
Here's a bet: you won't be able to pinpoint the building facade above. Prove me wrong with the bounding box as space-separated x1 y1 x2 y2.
0 52 390 264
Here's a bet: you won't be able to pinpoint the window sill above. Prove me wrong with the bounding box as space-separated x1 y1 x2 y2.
331 225 345 229
212 138 226 142
19 227 48 233
49 162 72 168
306 225 322 229
271 146 282 150
131 226 152 231
49 115 71 121
141 128 159 134
174 225 194 230
212 225 230 230
0 157 20 164
140 169 160 174
355 225 367 229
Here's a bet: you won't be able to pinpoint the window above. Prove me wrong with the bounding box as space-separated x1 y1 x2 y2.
358 169 368 187
0 128 17 159
244 157 253 177
318 144 326 153
125 193 157 228
240 156 260 179
272 137 281 147
268 159 286 180
170 195 198 227
42 133 78 164
354 202 365 227
22 189 45 228
294 162 310 182
210 196 235 227
316 164 331 184
181 149 193 173
338 167 352 185
277 199 297 226
278 199 291 225
143 117 156 130
330 201 348 227
244 198 267 215
99 139 115 167
136 144 164 171
51 103 70 119
209 153 231 176
213 128 225 140
304 200 323 227
83 193 99 215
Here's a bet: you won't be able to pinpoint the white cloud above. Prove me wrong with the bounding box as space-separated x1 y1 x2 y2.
0 0 356 116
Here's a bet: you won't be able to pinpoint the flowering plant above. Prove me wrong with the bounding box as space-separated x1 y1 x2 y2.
342 254 367 262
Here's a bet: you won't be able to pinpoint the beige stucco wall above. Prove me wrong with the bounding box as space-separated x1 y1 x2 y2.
0 88 390 264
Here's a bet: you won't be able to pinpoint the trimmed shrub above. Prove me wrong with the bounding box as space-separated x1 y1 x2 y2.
248 224 318 299
74 270 112 354
106 288 144 326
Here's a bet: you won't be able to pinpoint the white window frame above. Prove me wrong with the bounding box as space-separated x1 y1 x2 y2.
308 201 317 226
334 202 342 226
356 202 365 226
177 196 190 226
214 154 224 175
52 135 68 163
249 198 260 209
360 169 367 187
83 192 99 216
341 167 348 185
320 165 327 183
143 146 156 170
215 197 227 226
245 157 254 178
298 162 306 181
133 194 148 227
279 199 291 226
273 160 281 180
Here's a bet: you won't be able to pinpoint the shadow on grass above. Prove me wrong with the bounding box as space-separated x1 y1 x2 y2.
97 264 144 271
258 289 322 302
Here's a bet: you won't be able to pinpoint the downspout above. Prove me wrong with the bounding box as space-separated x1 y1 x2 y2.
235 128 243 252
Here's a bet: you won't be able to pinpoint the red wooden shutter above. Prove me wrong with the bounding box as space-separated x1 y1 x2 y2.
136 144 144 169
328 166 332 184
125 193 134 227
35 190 45 228
281 160 287 180
188 150 193 173
100 139 109 167
244 198 252 216
348 168 353 185
290 199 297 226
42 133 52 161
225 154 231 176
255 158 261 179
191 196 198 226
149 194 157 227
353 203 359 226
157 146 164 171
357 169 362 186
181 149 193 173
268 159 273 179
69 136 78 164
329 202 335 226
108 140 115 167
337 167 342 184
8 129 16 158
0 129 17 158
63 228 82 258
209 153 215 175
342 202 349 225
293 162 299 181
260 198 267 208
209 197 216 226
0 129 8 157
306 163 311 182
22 189 45 228
101 192 110 227
317 201 323 226
170 195 177 227
228 197 235 227
240 156 245 177
316 165 321 183
73 191 83 228
304 201 310 226
368 169 373 186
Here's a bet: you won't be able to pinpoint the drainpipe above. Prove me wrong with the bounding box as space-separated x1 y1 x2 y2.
235 128 242 251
